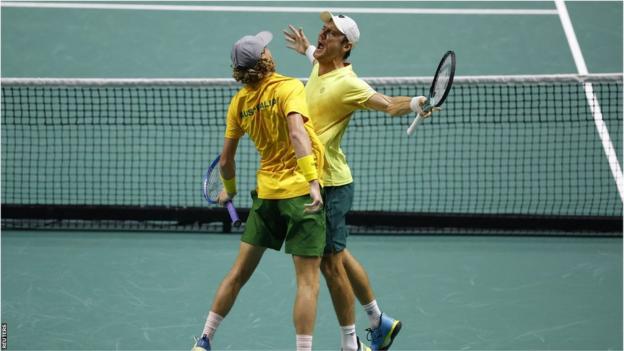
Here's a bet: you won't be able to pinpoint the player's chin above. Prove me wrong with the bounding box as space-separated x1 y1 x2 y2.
313 49 325 60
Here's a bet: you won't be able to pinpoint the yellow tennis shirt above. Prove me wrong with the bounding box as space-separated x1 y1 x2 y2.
305 64 375 186
225 73 324 199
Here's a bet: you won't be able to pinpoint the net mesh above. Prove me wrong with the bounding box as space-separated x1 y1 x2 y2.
2 74 622 233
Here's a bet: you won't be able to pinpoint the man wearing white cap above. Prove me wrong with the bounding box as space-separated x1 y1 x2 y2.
193 31 326 351
285 11 433 351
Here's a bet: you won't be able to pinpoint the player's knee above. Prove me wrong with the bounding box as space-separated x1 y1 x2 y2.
320 254 342 278
296 273 320 296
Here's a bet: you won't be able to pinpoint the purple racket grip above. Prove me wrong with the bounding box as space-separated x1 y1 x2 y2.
225 201 241 227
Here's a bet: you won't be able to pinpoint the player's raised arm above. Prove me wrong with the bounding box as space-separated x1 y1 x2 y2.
284 25 316 65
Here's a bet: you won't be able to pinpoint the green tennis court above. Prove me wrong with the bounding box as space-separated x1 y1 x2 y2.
1 1 622 350
2 231 621 350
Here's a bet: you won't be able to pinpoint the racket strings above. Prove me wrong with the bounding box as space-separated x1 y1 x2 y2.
204 167 223 202
432 63 452 104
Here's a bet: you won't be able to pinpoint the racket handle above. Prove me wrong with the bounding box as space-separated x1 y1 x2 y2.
225 201 242 227
407 113 426 136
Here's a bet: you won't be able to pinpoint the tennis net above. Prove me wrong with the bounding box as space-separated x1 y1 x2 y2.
2 74 622 234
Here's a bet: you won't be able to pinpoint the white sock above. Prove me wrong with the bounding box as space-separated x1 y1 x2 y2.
340 325 358 351
202 311 224 341
296 335 313 351
363 300 382 328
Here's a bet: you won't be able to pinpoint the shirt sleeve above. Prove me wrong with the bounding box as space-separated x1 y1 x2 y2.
224 94 244 139
280 80 311 121
342 77 376 109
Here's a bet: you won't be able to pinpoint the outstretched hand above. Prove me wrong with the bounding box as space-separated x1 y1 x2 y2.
283 25 311 55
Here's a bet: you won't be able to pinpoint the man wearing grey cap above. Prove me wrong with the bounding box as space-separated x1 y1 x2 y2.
284 11 434 351
192 31 326 351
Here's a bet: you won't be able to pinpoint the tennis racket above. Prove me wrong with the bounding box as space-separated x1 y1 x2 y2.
202 154 242 227
407 50 456 136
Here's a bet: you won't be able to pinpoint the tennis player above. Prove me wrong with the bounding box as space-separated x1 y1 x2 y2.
193 31 326 351
284 12 434 351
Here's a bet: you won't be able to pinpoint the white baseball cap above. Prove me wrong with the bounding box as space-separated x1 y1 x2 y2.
231 31 273 69
320 11 360 46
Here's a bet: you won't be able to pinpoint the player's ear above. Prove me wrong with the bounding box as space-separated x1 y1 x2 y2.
342 42 352 52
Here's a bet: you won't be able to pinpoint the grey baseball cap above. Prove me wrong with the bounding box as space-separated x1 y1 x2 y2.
231 31 273 69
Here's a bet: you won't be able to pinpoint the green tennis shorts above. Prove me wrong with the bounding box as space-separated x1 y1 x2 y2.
323 183 354 254
242 191 326 257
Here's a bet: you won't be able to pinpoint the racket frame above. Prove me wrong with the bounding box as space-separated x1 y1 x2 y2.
407 50 456 135
203 154 242 227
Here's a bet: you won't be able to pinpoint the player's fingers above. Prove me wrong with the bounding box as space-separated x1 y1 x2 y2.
423 108 440 118
415 106 424 116
304 206 320 214
283 30 295 39
288 25 300 37
303 200 321 208
304 200 323 213
217 190 233 206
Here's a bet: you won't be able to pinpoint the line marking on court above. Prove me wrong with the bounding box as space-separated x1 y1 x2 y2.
555 0 624 202
0 2 559 15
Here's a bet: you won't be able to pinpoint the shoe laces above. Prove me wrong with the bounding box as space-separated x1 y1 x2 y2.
365 326 382 342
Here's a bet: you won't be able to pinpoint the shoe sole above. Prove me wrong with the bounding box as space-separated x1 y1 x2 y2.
380 320 402 351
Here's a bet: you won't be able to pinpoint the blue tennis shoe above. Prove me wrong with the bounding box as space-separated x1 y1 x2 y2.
367 313 402 350
191 335 211 351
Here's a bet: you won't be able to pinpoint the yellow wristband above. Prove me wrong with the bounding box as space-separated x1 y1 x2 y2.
221 176 237 194
297 154 318 182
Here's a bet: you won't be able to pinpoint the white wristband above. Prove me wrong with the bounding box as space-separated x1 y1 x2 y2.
305 46 316 64
410 96 425 115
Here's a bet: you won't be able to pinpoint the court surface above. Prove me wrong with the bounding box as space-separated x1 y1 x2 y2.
1 1 623 350
2 231 622 350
